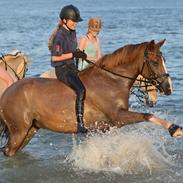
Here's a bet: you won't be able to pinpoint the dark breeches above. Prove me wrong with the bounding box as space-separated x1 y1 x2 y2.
55 64 85 115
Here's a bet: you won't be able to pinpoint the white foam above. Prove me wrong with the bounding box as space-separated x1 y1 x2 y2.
67 128 173 175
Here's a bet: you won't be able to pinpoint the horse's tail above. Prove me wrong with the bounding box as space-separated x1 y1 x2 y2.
0 112 9 150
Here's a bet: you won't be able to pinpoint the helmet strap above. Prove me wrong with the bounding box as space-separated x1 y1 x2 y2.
62 19 74 31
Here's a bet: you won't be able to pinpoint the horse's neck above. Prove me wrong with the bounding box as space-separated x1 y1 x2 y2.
80 44 146 91
103 56 143 90
102 44 145 84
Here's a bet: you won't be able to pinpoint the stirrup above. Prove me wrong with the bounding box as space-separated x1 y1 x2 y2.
168 124 182 137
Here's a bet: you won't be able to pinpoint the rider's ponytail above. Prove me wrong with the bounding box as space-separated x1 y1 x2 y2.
48 20 63 52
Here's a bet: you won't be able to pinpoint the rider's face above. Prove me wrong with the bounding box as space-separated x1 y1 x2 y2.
89 29 100 37
64 19 78 30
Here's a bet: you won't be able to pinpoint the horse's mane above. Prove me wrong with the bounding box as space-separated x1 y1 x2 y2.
0 50 30 63
0 50 22 59
97 41 148 69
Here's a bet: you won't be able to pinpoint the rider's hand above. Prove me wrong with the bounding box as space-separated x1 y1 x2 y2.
73 50 87 60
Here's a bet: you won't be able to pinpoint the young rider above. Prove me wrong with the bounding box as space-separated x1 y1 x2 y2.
50 5 88 133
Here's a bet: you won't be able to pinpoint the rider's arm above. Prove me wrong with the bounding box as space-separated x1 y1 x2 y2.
97 38 102 60
51 32 73 62
78 36 97 62
51 53 73 62
78 35 87 51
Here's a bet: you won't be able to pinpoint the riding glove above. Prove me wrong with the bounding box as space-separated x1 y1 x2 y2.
73 50 87 60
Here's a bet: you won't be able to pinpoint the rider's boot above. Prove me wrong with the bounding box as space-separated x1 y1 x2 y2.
76 97 88 133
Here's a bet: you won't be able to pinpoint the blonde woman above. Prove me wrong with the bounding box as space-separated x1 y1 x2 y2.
78 17 102 70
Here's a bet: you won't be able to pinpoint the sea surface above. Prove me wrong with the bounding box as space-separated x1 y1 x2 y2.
0 0 183 183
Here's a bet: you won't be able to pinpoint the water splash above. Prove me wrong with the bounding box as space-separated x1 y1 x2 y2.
67 128 172 175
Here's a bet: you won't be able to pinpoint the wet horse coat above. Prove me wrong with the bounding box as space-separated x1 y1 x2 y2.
0 40 182 156
40 71 158 107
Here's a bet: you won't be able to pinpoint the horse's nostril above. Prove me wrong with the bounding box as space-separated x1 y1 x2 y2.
149 101 156 107
166 89 172 95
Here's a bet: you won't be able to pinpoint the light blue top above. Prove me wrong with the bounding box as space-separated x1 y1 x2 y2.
78 35 99 71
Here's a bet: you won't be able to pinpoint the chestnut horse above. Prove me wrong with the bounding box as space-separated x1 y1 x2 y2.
0 40 183 157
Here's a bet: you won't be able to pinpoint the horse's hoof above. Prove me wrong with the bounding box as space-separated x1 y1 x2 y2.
168 124 183 137
3 147 15 157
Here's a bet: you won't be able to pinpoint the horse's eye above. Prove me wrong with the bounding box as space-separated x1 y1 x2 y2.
152 61 159 67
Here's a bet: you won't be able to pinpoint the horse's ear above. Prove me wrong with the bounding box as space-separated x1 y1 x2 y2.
147 40 155 50
156 39 166 48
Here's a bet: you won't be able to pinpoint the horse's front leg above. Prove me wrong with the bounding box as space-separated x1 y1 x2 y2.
109 109 183 137
149 116 183 137
109 109 151 127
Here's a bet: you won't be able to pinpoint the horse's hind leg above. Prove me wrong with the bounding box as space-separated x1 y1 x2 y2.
19 126 39 150
3 129 28 157
2 115 33 157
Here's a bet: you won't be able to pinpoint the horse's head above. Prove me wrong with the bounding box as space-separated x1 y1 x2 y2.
0 51 30 81
140 39 172 95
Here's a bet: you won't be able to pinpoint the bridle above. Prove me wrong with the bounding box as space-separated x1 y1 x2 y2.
139 50 169 90
82 48 170 97
0 53 28 80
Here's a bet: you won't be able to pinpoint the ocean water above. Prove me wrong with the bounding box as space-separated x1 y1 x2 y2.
0 0 183 183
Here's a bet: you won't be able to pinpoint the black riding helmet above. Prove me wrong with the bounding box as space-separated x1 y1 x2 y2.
59 5 83 22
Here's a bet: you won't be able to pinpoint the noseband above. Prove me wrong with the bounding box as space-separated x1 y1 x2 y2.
0 53 28 80
140 50 170 89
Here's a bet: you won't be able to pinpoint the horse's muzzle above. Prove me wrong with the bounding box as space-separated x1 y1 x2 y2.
159 77 173 96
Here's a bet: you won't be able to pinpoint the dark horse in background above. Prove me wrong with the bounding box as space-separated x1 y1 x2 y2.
0 39 182 157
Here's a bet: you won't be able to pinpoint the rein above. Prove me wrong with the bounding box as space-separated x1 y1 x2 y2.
0 53 28 80
83 48 169 92
84 59 137 81
83 52 155 83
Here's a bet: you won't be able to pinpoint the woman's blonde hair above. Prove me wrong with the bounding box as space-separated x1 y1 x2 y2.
88 17 102 32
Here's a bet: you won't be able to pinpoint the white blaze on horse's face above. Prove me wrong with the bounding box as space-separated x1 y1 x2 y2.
161 55 173 94
143 39 173 95
144 50 172 95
